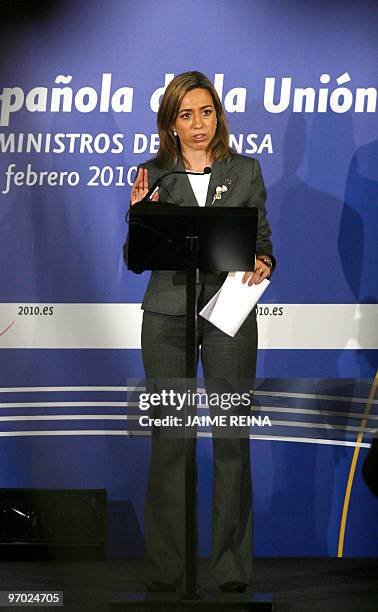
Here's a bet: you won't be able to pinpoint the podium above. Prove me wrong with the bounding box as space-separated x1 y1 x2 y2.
114 201 273 610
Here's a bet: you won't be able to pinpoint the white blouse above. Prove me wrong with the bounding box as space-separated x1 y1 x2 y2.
188 173 211 207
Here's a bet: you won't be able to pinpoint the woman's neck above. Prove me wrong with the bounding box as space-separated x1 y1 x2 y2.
182 150 212 172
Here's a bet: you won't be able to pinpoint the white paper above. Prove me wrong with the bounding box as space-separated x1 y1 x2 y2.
199 272 270 337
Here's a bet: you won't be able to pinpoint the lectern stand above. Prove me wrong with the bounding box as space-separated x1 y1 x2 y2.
110 202 273 611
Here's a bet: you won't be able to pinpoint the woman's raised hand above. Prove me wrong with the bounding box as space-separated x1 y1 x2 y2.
130 168 159 205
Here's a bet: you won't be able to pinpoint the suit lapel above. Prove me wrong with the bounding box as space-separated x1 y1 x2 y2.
159 161 198 207
205 157 238 207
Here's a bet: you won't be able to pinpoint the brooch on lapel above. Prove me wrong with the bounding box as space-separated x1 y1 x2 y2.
211 184 228 205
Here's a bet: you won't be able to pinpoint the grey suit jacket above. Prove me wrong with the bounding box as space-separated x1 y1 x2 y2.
127 153 275 315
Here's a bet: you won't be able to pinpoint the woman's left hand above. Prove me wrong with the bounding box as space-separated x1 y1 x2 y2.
242 260 271 286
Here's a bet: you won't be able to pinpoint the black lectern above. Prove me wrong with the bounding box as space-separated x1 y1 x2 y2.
112 201 273 611
127 201 259 378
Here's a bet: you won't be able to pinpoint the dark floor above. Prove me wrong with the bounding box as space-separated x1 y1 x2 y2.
0 558 377 612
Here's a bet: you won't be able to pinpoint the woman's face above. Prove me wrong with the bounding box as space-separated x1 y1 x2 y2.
172 87 217 156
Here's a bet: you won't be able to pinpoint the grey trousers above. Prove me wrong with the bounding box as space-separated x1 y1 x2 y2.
141 304 257 587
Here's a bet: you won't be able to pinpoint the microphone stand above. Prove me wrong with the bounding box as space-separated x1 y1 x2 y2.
143 167 212 202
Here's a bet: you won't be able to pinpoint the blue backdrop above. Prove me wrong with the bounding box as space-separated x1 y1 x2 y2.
0 0 377 557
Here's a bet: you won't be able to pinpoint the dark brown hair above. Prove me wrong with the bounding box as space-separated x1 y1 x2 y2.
156 71 231 168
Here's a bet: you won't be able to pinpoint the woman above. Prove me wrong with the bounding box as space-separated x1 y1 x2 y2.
129 71 275 594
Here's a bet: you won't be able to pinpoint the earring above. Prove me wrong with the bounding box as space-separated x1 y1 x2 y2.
172 129 177 136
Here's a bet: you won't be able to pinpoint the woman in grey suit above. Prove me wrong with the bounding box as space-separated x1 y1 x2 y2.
129 71 275 594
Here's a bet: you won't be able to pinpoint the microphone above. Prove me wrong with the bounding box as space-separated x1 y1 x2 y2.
143 166 212 201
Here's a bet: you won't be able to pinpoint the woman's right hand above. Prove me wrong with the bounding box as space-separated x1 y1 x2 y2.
130 168 159 205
